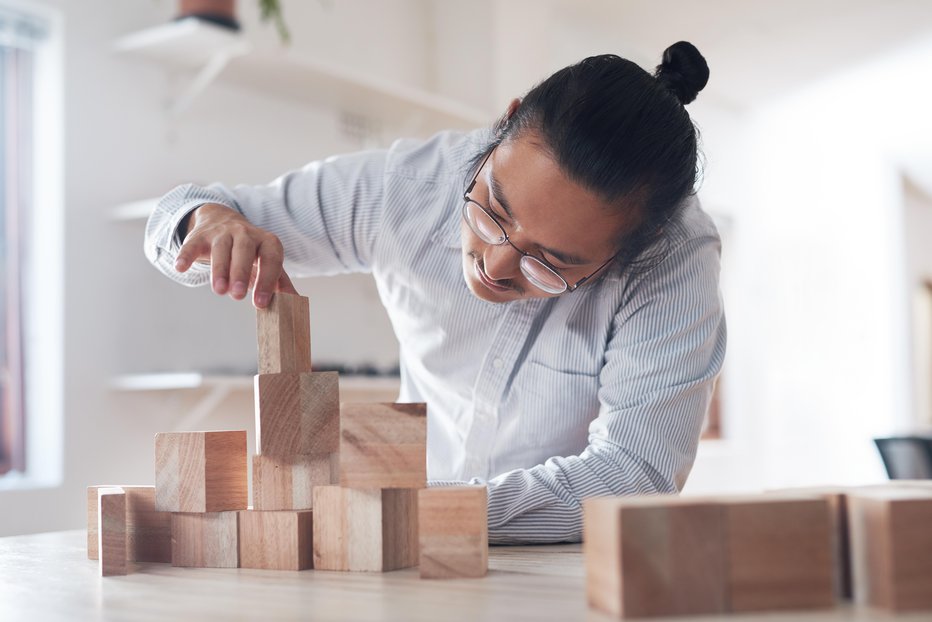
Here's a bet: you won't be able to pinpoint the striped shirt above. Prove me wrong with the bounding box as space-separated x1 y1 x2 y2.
145 129 726 544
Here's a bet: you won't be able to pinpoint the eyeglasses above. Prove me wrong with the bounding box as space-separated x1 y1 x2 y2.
462 148 619 295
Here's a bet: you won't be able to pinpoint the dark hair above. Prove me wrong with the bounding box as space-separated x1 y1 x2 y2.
471 41 709 277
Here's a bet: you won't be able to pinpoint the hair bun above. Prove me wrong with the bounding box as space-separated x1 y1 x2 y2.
654 41 709 105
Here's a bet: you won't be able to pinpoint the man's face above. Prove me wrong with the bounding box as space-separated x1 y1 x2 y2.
460 132 632 303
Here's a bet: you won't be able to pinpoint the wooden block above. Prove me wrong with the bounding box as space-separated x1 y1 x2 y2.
767 486 852 600
723 495 835 612
339 403 427 489
257 291 311 374
312 486 419 572
252 453 338 510
171 511 240 568
98 487 127 576
87 485 171 563
238 510 314 570
583 496 727 618
155 430 248 513
418 486 488 579
848 486 932 611
254 372 339 457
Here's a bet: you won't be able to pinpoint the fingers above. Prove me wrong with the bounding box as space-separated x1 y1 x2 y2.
175 236 210 273
228 233 255 300
173 205 293 306
209 233 233 294
252 238 286 308
277 270 298 295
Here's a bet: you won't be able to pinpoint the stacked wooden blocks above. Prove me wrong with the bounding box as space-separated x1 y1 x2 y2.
156 430 249 568
312 402 427 571
87 292 489 579
244 292 336 570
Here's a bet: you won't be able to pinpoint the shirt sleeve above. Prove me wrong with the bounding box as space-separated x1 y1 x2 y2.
475 233 727 544
144 149 388 286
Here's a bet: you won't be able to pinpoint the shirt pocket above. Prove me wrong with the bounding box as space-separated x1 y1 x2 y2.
514 360 601 454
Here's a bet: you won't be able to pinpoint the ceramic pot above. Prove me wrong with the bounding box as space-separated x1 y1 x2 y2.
177 0 240 30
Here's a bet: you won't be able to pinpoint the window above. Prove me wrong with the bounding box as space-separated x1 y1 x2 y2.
0 7 48 476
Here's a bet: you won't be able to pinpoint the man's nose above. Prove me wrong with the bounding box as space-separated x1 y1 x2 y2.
483 242 522 281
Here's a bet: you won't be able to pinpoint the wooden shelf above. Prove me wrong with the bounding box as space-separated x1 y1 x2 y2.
113 18 490 133
111 198 158 222
111 372 401 428
111 372 400 394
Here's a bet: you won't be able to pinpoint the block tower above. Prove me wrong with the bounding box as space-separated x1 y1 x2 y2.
88 291 488 578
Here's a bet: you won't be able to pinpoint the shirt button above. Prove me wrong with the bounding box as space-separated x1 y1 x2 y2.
493 358 504 369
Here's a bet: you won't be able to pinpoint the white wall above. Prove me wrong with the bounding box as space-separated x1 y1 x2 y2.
0 0 447 536
686 34 932 494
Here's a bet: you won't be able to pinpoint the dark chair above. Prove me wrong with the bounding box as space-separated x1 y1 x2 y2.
874 436 932 479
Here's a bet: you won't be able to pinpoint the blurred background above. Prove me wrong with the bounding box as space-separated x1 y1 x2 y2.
1 0 931 535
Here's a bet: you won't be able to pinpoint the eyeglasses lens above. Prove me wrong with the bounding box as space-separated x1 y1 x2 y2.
520 256 567 294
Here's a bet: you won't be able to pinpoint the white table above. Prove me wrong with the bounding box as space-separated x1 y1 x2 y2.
0 531 925 621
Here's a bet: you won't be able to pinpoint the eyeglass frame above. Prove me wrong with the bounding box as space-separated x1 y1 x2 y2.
462 146 621 294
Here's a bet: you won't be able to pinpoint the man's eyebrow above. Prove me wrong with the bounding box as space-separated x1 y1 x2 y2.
489 171 591 266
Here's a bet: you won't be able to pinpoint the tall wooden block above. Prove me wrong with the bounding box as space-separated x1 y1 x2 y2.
257 291 311 374
418 486 488 579
255 372 339 457
584 496 727 618
155 430 248 513
238 510 314 570
171 512 240 568
848 486 932 611
723 495 835 612
252 453 338 510
312 486 419 572
339 403 427 489
87 485 171 563
98 487 127 576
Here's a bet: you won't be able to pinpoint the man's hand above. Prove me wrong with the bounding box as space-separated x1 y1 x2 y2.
174 203 298 308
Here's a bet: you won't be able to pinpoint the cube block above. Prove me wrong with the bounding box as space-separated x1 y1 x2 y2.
312 486 419 572
584 496 727 618
724 496 835 612
238 509 314 570
171 511 240 568
254 372 339 457
339 403 427 489
252 453 338 510
155 430 248 513
848 486 932 611
418 486 488 579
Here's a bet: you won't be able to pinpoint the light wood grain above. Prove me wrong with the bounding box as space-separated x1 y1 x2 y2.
848 486 932 611
238 510 314 570
97 488 127 576
584 496 727 618
256 292 312 375
419 486 488 579
252 453 338 510
725 495 835 612
3 531 923 621
155 431 248 513
87 486 171 563
171 512 239 568
339 403 427 489
254 372 340 457
313 486 419 572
